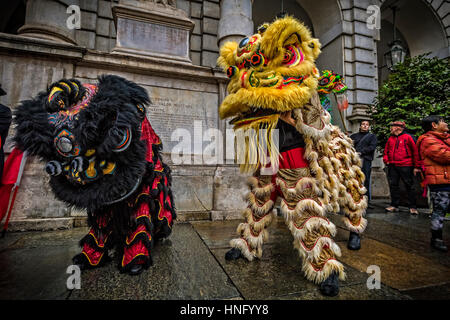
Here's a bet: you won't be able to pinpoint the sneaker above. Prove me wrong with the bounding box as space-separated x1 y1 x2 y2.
385 206 399 213
409 208 419 216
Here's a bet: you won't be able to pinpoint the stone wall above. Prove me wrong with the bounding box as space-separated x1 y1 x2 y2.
72 0 222 67
0 31 247 230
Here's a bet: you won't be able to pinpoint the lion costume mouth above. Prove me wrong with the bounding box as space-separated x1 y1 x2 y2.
229 107 280 128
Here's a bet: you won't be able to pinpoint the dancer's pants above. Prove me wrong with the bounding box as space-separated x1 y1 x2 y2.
230 162 364 284
387 165 417 208
79 201 153 271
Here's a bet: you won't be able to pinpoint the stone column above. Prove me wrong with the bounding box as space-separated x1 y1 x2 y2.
18 0 79 45
213 0 254 220
217 0 253 48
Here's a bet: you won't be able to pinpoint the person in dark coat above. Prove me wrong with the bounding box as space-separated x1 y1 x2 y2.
0 84 12 181
351 120 377 207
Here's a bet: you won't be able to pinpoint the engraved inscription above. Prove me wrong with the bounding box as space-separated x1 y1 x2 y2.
146 95 218 153
116 18 189 57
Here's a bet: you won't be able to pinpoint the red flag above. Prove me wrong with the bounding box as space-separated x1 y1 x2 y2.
335 92 349 111
0 148 27 232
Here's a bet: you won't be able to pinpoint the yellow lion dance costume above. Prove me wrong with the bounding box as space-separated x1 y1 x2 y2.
218 16 367 296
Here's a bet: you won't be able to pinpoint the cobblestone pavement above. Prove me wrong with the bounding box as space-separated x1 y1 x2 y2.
0 199 448 300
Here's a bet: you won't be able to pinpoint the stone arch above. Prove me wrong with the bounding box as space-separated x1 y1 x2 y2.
252 0 314 34
379 0 449 58
378 0 449 85
0 1 26 34
297 0 345 75
252 0 347 128
251 0 344 73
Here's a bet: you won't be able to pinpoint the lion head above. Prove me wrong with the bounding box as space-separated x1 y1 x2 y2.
217 16 321 129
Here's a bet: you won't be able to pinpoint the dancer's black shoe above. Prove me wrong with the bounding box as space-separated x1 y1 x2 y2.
347 231 361 250
320 271 340 297
225 247 243 260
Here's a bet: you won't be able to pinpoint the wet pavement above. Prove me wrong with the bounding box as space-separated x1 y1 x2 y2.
0 199 449 300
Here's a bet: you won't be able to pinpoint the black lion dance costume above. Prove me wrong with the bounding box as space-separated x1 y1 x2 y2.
14 75 175 275
218 16 367 296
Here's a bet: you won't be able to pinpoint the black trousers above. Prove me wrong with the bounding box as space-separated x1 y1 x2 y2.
361 159 372 200
387 165 416 208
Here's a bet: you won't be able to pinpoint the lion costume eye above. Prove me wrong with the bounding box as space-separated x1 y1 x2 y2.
239 37 249 48
282 44 304 67
227 66 238 78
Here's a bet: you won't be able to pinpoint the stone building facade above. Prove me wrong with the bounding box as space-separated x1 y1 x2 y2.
0 0 448 230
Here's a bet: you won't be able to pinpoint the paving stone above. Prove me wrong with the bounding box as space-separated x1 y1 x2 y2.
338 237 450 291
275 283 410 300
0 229 86 299
329 210 450 268
202 215 370 300
402 283 450 300
5 228 88 249
192 216 349 250
69 224 241 300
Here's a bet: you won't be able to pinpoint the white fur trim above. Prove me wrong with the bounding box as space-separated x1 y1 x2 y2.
343 216 368 233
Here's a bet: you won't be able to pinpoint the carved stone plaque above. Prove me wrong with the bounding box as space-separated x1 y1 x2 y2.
116 18 190 60
145 86 218 154
112 2 194 63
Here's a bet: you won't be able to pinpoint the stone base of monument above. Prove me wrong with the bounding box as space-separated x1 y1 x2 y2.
111 0 194 64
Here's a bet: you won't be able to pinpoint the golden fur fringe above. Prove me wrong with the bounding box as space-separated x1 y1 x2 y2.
238 223 269 251
287 216 337 240
276 176 322 199
230 238 260 261
343 216 368 233
280 198 326 222
246 192 275 216
301 258 346 284
247 176 275 198
293 236 342 262
242 208 275 233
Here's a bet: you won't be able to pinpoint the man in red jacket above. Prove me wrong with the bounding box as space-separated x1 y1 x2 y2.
417 115 449 252
383 121 422 214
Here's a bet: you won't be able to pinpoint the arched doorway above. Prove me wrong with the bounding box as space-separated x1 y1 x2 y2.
378 0 449 85
0 1 26 34
252 0 314 34
252 0 346 129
